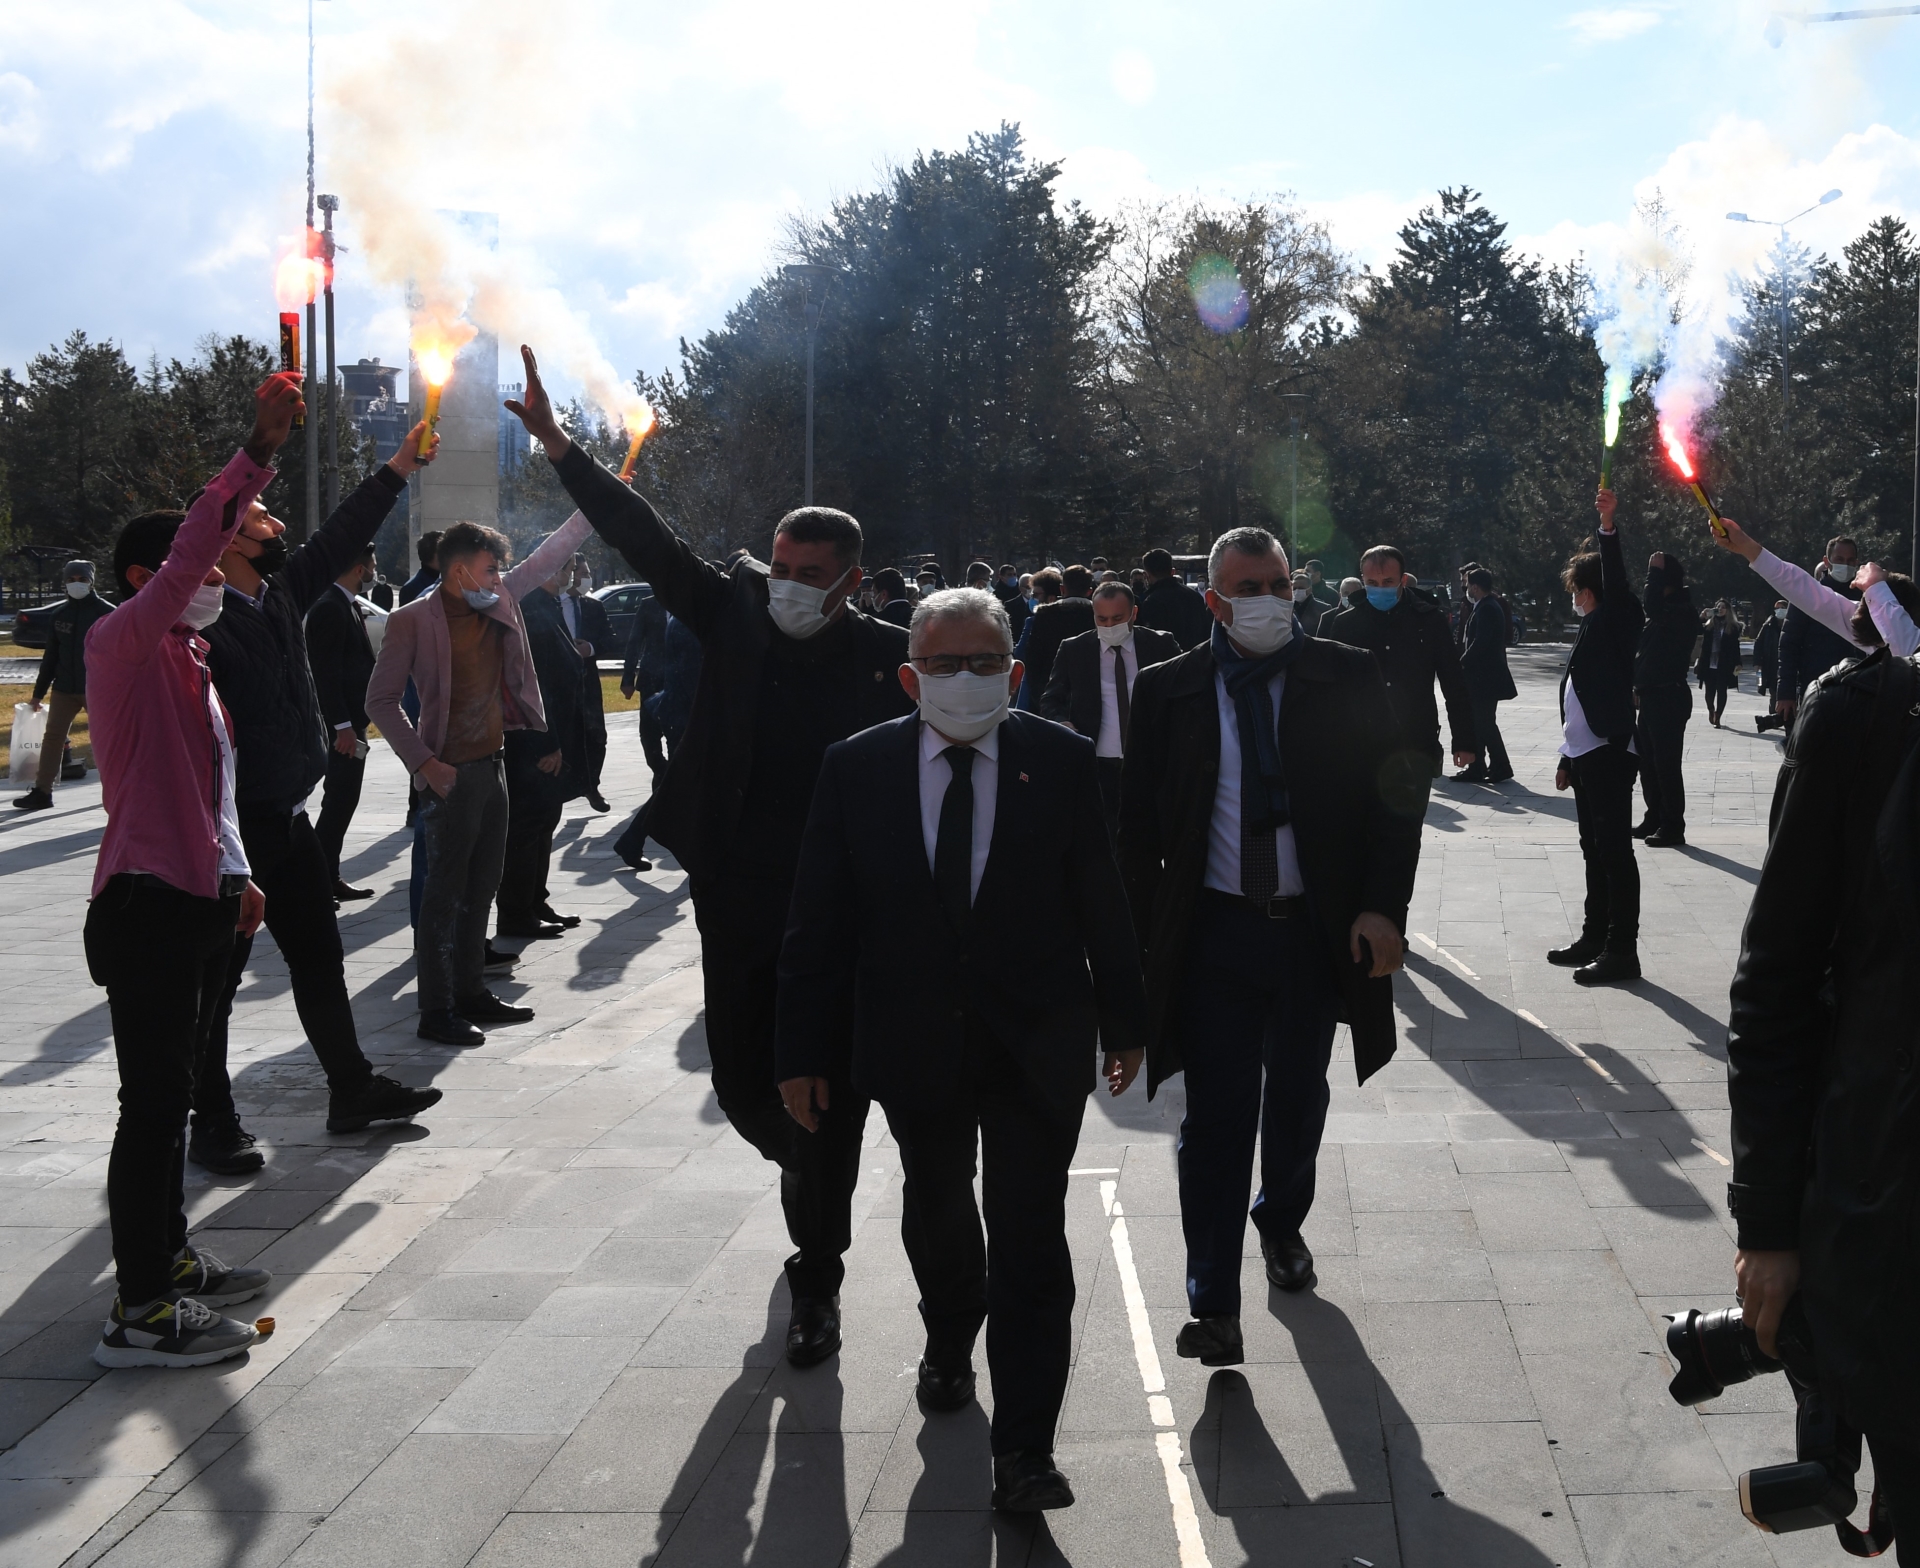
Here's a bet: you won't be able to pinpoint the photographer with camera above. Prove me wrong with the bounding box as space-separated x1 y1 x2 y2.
1721 576 1920 1558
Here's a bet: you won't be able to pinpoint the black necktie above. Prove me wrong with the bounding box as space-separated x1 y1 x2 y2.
935 745 975 932
1112 645 1131 749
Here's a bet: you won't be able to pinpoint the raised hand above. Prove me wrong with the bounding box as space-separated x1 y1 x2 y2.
385 421 440 478
502 344 570 459
246 372 305 463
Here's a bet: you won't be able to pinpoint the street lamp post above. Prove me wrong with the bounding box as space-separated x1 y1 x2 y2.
317 194 340 515
782 264 846 506
1726 189 1842 434
1277 393 1309 562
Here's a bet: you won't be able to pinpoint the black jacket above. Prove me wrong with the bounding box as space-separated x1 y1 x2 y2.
623 593 667 693
1694 620 1742 684
1014 597 1095 709
776 711 1146 1113
508 587 587 807
1754 616 1783 691
1727 651 1920 1440
32 591 115 700
1322 591 1478 764
564 590 614 659
879 598 914 630
399 565 438 606
1778 572 1860 698
205 466 405 811
1118 637 1425 1095
994 581 1030 641
1038 625 1181 748
547 443 912 885
1634 565 1696 690
303 584 376 734
1559 527 1643 745
1137 576 1213 651
1459 594 1516 703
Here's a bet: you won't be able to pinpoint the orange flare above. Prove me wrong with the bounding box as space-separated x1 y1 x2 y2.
616 402 657 482
1659 421 1695 480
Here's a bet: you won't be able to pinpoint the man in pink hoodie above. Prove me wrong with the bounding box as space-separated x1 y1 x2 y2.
83 373 296 1369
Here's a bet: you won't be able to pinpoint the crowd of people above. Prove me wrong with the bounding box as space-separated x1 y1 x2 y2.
25 350 1920 1544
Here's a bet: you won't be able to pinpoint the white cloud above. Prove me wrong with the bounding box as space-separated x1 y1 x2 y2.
1110 49 1156 106
1563 8 1664 45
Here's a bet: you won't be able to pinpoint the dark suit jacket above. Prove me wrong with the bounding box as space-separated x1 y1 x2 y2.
1119 638 1423 1095
1459 594 1516 703
565 591 614 659
1560 525 1643 743
304 584 377 733
1778 574 1859 698
1037 626 1181 748
1321 591 1478 763
776 711 1146 1113
549 443 912 884
1013 598 1095 710
1695 621 1743 684
1137 577 1213 650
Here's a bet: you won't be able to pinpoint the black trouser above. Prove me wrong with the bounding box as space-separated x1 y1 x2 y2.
1865 1430 1919 1563
1464 696 1511 779
86 876 239 1305
313 742 366 881
692 875 868 1301
1635 684 1690 836
882 1021 1084 1457
199 809 373 1127
1567 744 1640 953
1175 891 1340 1318
1094 756 1123 840
582 674 607 792
416 756 509 1011
1703 674 1732 724
498 776 564 928
639 697 668 774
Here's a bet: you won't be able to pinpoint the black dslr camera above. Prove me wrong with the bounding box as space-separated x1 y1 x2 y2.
1665 1299 1894 1556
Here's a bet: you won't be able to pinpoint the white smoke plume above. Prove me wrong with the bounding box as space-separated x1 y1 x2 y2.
320 1 650 431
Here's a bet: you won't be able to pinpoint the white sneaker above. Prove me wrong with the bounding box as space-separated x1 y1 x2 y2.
94 1291 258 1369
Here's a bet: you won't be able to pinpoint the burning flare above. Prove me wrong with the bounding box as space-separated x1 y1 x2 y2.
616 397 657 483
1600 367 1631 488
274 231 327 310
1659 421 1726 539
412 322 473 459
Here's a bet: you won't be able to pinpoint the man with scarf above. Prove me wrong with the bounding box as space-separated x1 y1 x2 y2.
1632 550 1697 847
1119 526 1422 1367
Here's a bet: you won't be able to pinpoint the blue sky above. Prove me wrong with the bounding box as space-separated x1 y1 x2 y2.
3 0 1918 409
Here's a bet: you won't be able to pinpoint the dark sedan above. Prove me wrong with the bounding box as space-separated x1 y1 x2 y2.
591 580 653 650
10 600 68 650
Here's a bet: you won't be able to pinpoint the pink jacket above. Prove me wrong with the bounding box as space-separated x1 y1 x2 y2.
366 510 594 777
86 449 272 899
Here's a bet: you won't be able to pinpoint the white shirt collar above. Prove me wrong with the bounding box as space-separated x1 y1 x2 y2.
919 719 1002 763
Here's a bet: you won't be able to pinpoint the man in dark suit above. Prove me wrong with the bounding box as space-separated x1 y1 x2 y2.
776 587 1146 1513
1120 526 1423 1368
1038 581 1179 832
498 567 588 936
399 530 441 606
1773 536 1862 730
1455 567 1516 783
561 554 613 810
1136 548 1213 650
993 562 1030 641
304 545 380 899
517 346 914 1369
870 566 913 629
1012 564 1095 710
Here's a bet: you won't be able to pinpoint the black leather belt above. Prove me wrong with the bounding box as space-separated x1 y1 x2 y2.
1204 888 1306 919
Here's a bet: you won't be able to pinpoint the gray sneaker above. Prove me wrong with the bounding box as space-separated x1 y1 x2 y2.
94 1292 258 1369
170 1241 271 1307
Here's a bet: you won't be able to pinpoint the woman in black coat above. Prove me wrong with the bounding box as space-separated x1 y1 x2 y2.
1694 600 1742 726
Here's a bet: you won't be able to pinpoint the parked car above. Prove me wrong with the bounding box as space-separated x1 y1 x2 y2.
591 580 653 650
11 599 71 650
353 596 388 655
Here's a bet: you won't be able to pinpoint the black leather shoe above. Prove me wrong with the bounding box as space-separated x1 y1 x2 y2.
1547 935 1605 967
1174 1314 1244 1366
1574 951 1641 986
1645 831 1687 848
586 791 611 813
1486 769 1514 782
1262 1232 1316 1292
991 1450 1074 1512
1631 818 1657 839
333 880 374 901
482 943 517 974
187 1121 265 1175
496 920 566 940
455 992 535 1025
11 789 52 812
328 1073 443 1133
916 1355 976 1411
786 1295 840 1367
1451 769 1489 783
418 1009 485 1046
538 906 582 929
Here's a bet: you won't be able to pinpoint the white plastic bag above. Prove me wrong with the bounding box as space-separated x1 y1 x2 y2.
10 702 46 782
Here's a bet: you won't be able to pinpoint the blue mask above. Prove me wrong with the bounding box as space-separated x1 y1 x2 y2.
1365 586 1400 612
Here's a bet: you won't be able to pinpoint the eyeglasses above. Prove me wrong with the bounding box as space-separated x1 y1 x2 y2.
914 654 1011 677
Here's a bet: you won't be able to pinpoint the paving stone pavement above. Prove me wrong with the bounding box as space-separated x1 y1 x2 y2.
0 648 1849 1567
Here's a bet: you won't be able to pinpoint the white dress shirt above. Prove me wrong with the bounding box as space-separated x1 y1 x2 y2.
1751 549 1918 657
560 592 581 640
210 698 250 877
1095 633 1138 758
919 720 999 903
1204 671 1305 897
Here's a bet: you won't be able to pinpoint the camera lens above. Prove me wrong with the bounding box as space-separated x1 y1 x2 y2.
1665 1307 1782 1406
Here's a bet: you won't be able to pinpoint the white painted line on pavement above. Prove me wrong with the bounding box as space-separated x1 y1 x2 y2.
1069 1167 1121 1175
1693 1139 1732 1167
1516 1007 1616 1082
1100 1179 1213 1568
1410 932 1477 978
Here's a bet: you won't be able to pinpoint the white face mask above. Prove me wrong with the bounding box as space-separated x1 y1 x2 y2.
181 582 225 630
1095 621 1133 649
1829 561 1857 586
65 581 91 599
915 669 1011 743
1574 600 1592 618
1223 594 1294 656
575 572 592 594
766 568 850 640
